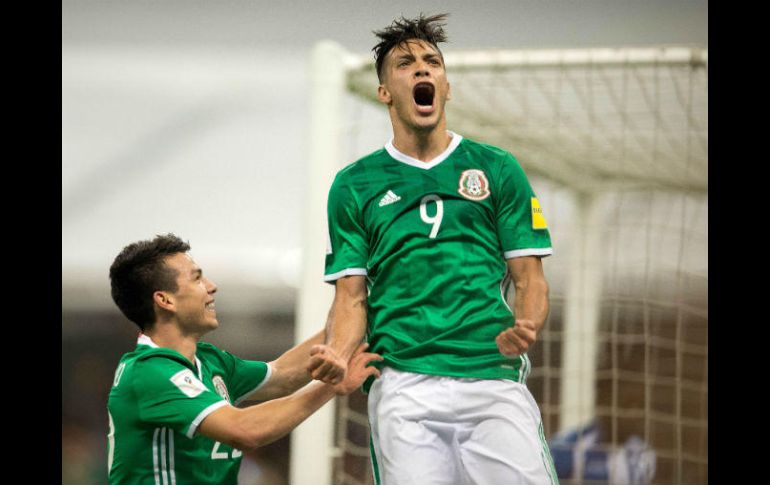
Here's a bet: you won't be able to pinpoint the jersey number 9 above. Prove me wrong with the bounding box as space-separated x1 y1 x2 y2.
420 195 444 239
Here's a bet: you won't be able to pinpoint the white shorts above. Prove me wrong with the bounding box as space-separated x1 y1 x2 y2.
368 368 559 485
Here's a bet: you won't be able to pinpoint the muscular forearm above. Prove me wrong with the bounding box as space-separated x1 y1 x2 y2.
497 256 550 357
513 274 549 332
244 382 335 447
308 275 368 383
242 330 325 402
271 330 326 394
326 295 367 361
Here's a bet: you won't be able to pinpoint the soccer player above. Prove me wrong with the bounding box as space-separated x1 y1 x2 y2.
106 234 382 484
307 13 559 484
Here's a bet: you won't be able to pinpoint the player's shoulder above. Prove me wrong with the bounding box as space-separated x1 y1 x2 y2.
131 346 194 376
109 347 187 396
459 137 516 163
195 341 229 363
334 148 389 181
195 340 223 354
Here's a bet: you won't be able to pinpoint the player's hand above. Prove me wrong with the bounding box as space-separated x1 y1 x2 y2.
308 344 348 385
496 319 538 357
333 343 383 395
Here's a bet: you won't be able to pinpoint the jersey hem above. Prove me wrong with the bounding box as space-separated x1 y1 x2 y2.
382 362 527 383
187 400 229 439
504 248 553 259
324 268 367 283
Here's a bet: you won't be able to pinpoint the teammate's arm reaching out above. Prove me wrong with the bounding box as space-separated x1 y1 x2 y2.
495 255 549 357
199 342 381 450
307 275 368 384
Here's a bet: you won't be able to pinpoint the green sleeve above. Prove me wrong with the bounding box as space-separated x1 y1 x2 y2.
134 357 228 439
494 153 553 258
214 348 271 405
324 173 369 282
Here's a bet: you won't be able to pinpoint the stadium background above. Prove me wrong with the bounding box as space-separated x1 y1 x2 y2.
62 1 707 484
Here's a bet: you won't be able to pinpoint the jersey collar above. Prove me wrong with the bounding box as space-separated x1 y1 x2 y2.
385 131 463 170
137 334 203 380
137 333 159 348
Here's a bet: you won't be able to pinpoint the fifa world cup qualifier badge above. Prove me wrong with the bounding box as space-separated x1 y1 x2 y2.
458 169 490 201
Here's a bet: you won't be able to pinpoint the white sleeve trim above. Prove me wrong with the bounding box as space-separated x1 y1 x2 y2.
504 248 553 259
186 400 229 439
324 268 368 282
234 362 274 406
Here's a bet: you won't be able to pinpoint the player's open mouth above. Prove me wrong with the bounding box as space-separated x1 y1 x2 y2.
205 301 215 311
413 82 435 113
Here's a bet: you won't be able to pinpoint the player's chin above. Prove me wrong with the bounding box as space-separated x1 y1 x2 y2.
410 117 440 133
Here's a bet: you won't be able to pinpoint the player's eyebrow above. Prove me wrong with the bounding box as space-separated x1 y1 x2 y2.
191 268 202 279
394 51 441 64
422 52 442 64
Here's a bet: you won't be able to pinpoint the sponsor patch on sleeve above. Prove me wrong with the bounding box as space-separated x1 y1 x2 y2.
531 197 548 230
170 369 208 398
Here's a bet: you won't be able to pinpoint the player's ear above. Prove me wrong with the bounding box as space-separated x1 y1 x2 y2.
446 82 452 102
153 291 175 312
377 84 392 105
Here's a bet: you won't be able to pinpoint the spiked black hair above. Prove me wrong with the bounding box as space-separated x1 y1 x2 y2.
372 13 449 82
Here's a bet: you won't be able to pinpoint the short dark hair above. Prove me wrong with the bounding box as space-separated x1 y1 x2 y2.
109 234 191 331
372 13 449 82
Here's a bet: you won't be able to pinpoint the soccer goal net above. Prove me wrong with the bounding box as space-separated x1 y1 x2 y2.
295 43 707 485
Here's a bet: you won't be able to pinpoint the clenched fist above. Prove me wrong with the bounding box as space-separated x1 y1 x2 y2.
496 319 538 357
307 344 349 385
333 343 383 395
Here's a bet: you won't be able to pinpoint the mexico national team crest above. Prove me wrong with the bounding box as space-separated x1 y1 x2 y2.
458 169 491 201
212 375 231 403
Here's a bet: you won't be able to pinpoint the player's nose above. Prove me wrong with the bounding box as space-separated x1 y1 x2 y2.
413 61 430 77
205 277 218 294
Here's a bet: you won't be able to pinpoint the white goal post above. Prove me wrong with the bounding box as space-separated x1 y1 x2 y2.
294 41 707 485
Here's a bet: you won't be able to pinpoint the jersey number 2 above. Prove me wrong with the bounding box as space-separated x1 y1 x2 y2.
420 195 444 238
212 441 242 459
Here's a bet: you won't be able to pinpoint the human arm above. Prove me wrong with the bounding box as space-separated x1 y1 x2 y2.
306 275 368 385
198 343 381 450
495 256 550 356
239 329 326 402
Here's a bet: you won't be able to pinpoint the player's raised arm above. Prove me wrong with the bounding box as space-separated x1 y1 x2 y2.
307 275 368 385
496 255 550 357
198 343 381 450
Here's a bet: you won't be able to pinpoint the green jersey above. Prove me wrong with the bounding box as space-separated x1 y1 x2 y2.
106 335 271 485
325 133 552 384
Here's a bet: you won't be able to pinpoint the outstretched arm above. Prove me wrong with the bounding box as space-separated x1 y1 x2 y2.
307 275 368 384
496 256 550 357
198 343 382 450
241 329 326 402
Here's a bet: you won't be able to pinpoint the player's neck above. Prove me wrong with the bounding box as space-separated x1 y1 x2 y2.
391 124 452 163
144 323 199 363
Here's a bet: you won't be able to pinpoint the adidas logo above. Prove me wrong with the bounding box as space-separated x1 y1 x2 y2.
378 190 401 207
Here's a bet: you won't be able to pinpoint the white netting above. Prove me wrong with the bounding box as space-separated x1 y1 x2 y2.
329 46 707 485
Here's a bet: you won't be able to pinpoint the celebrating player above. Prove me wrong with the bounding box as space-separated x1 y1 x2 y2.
308 13 559 484
106 234 382 484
